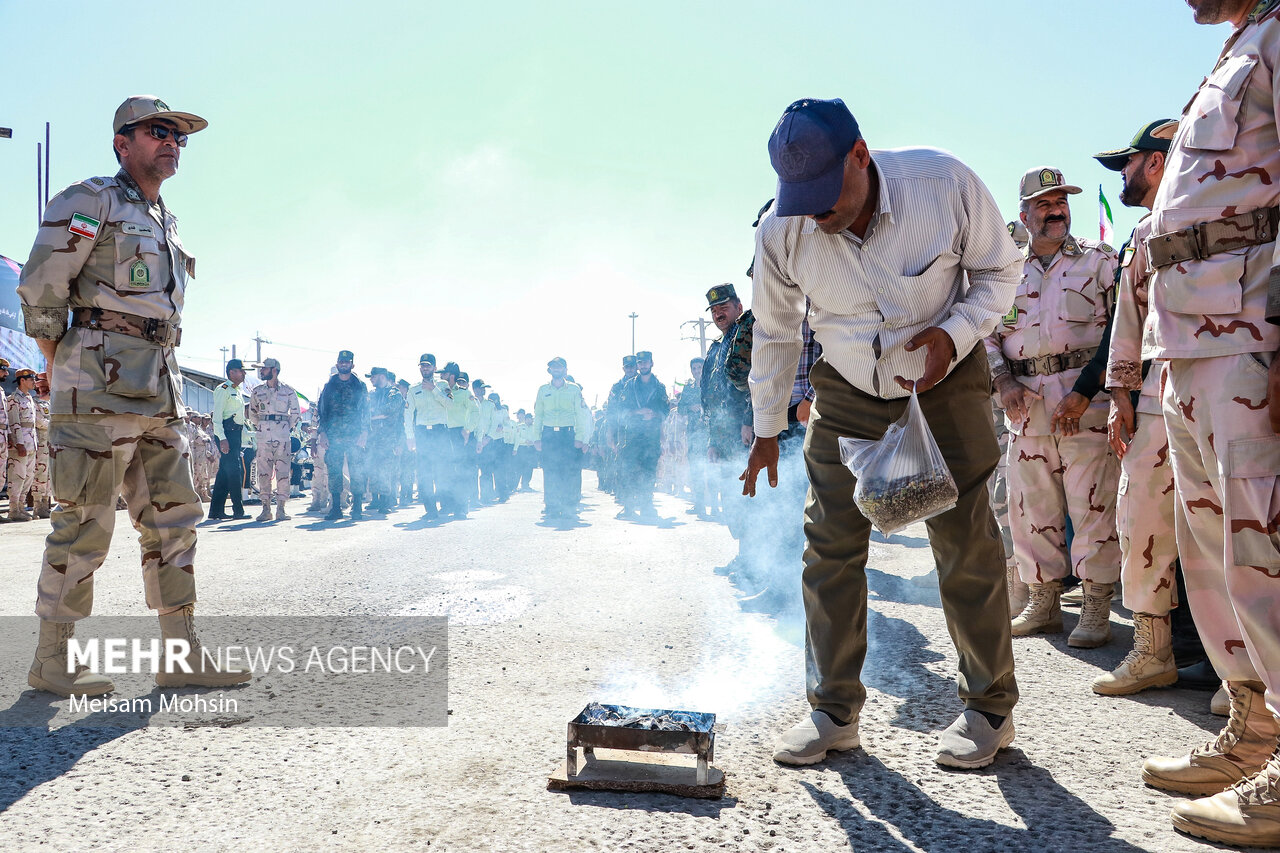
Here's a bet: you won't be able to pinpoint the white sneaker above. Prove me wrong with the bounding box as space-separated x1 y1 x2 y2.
936 709 1015 769
772 710 861 766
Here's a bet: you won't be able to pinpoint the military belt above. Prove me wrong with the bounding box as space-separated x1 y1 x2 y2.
544 426 574 432
1009 347 1098 377
19 421 35 428
260 414 289 422
1147 206 1279 269
70 307 182 347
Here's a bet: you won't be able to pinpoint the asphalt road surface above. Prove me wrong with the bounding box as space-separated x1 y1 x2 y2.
0 475 1249 852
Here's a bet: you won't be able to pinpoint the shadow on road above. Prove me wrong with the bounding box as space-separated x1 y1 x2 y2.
563 788 738 817
803 751 1148 852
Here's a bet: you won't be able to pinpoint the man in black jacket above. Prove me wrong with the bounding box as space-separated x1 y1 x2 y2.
317 350 368 521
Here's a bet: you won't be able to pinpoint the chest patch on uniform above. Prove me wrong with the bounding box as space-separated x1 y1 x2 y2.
129 259 151 288
121 222 155 237
69 213 100 239
1003 306 1019 326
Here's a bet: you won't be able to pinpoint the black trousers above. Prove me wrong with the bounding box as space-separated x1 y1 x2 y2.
210 420 243 516
618 430 660 511
541 428 579 512
326 438 364 510
415 425 448 515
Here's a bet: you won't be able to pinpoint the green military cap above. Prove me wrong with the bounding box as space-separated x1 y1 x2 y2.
419 352 436 366
337 350 355 362
706 283 738 310
547 357 567 369
366 366 390 378
1093 119 1178 172
441 361 460 375
622 355 637 368
636 351 653 361
225 358 244 372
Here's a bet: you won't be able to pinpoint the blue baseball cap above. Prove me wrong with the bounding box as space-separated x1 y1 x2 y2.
768 98 861 217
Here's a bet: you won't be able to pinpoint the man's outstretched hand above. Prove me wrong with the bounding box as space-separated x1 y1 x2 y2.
741 436 779 497
895 327 956 393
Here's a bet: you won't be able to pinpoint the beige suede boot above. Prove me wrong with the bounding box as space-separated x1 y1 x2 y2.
1068 581 1115 648
274 501 290 521
1011 580 1063 636
1006 562 1029 618
1092 612 1176 695
1172 738 1280 846
154 604 251 688
255 504 273 522
27 620 115 697
1143 682 1279 796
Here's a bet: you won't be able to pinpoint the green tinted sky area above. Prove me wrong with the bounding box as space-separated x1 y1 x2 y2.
0 1 1227 405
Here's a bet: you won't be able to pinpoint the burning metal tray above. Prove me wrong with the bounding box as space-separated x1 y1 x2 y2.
566 702 716 785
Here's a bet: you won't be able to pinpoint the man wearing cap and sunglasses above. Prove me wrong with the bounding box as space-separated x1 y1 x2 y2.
248 357 301 522
743 97 1022 770
16 95 249 696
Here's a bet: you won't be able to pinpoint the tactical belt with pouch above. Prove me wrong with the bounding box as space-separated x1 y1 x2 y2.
70 307 182 347
261 414 289 422
1147 206 1279 269
1009 347 1098 377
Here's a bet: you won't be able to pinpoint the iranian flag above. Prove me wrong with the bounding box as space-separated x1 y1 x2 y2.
1099 184 1115 245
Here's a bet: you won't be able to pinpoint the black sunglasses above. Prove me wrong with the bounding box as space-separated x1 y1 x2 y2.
126 123 188 148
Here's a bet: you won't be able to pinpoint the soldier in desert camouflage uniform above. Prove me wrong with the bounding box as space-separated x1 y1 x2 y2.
249 357 301 522
0 358 9 501
16 95 247 697
6 368 40 522
30 372 52 518
984 167 1121 650
1136 3 1280 844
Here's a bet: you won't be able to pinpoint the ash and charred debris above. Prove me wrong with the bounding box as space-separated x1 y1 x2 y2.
577 702 713 733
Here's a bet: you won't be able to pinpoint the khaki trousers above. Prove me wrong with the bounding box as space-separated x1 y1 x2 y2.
802 347 1018 722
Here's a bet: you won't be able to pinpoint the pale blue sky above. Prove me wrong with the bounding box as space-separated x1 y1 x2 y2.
0 1 1228 408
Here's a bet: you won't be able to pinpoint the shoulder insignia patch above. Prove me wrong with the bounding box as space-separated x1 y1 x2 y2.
78 176 116 193
1121 245 1137 268
1099 241 1114 254
1003 306 1019 326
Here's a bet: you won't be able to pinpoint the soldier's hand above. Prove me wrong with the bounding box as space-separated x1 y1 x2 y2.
797 399 812 426
1050 391 1090 436
1109 391 1136 458
995 375 1041 426
1269 355 1280 435
896 327 956 393
740 436 779 497
220 439 230 455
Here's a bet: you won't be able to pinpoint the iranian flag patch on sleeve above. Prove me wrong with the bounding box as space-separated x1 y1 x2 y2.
68 213 100 239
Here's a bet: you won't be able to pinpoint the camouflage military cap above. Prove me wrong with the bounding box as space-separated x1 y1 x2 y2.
622 355 637 368
1019 167 1082 201
366 367 390 378
14 367 37 380
547 357 567 369
706 283 738 310
1093 119 1178 172
261 357 281 370
225 358 245 372
114 95 208 135
337 350 355 362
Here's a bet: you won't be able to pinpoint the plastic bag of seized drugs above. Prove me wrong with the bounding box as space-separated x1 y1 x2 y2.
838 386 958 535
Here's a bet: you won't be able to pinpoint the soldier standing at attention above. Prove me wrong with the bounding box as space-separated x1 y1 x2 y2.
248 356 301 522
31 371 52 518
365 366 403 514
984 168 1121 649
0 358 10 502
614 351 671 519
209 357 248 520
1135 1 1280 844
6 368 39 522
602 354 638 497
534 357 590 520
318 350 368 521
17 95 248 696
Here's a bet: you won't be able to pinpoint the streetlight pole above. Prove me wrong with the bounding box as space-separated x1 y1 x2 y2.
628 312 638 355
680 317 712 358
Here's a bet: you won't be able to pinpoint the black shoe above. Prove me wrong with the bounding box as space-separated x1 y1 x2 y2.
206 513 228 521
324 509 343 521
231 512 249 520
1177 658 1220 691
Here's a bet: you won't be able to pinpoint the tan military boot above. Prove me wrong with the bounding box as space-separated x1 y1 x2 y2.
1011 580 1063 636
1068 580 1115 648
274 501 290 521
27 620 115 697
1172 740 1280 847
1092 612 1176 695
1006 562 1029 618
1143 681 1279 796
255 505 273 522
154 604 252 688
8 505 32 522
34 497 51 519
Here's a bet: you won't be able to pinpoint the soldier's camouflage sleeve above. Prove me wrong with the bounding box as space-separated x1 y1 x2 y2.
726 311 755 393
16 184 109 339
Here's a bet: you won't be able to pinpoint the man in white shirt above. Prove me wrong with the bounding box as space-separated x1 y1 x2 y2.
743 97 1022 770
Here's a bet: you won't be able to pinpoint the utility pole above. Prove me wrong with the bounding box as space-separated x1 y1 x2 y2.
252 331 271 365
628 313 638 355
219 347 229 373
680 317 712 358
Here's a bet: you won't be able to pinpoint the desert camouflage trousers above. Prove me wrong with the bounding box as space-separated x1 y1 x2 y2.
311 444 329 509
35 413 200 622
988 404 1015 572
1118 403 1179 615
1008 426 1121 585
190 446 211 500
7 443 36 508
32 434 50 500
1164 353 1280 710
255 426 293 505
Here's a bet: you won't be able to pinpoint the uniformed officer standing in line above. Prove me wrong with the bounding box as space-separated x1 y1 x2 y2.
31 371 53 518
702 284 754 531
1137 2 1280 843
365 366 403 514
6 368 40 522
614 351 671 519
436 362 469 519
396 377 416 506
0 357 10 501
209 357 248 520
409 353 450 519
17 95 248 695
534 357 591 519
318 350 368 521
602 355 638 497
248 356 301 522
984 167 1121 649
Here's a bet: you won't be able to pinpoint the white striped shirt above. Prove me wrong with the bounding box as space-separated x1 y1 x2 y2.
749 146 1022 438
